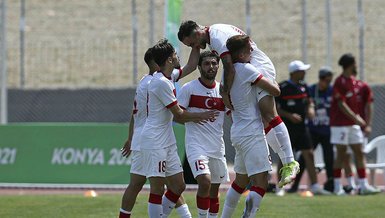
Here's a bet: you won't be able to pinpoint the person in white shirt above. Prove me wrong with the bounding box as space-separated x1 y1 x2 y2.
220 35 281 218
178 21 299 189
140 39 219 218
119 46 202 218
177 51 229 218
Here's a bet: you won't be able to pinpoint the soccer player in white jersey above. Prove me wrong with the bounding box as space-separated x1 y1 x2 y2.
178 20 299 188
119 46 202 218
177 51 229 218
221 35 281 218
140 39 219 218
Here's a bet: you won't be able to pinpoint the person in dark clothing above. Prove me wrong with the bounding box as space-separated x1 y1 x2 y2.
288 66 335 193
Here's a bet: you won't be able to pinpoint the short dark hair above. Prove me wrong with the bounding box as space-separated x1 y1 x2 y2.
338 53 355 69
144 47 153 65
152 39 175 67
198 51 219 66
178 20 199 42
226 35 250 56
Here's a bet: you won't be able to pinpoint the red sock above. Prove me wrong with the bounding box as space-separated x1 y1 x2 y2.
250 186 266 197
119 211 131 218
333 169 342 178
209 197 220 214
148 193 162 204
357 168 366 179
165 190 180 203
231 182 245 194
196 195 210 210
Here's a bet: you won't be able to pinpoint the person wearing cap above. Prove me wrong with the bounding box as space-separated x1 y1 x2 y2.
288 66 335 193
275 60 331 196
330 53 380 195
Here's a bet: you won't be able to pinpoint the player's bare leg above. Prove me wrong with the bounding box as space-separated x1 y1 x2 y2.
221 174 249 218
242 171 268 218
196 174 212 218
148 177 166 217
209 183 221 218
119 173 146 218
259 95 299 187
162 172 186 217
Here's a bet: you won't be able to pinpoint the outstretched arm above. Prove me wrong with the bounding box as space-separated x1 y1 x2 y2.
180 47 200 79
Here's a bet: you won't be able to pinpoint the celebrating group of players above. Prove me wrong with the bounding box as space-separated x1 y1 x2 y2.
118 20 304 218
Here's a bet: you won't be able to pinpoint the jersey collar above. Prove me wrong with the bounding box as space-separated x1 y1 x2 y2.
199 78 216 89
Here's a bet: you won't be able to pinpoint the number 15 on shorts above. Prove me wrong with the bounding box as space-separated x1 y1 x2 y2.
195 160 206 171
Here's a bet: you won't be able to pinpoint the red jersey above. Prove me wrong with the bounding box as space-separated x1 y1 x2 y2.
330 74 360 126
356 80 373 120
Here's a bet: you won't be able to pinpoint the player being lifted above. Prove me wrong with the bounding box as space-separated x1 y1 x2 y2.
221 35 280 217
178 20 299 188
119 45 203 218
140 39 218 218
177 51 229 218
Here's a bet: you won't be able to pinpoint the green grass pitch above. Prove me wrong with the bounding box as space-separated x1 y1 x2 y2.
0 191 384 217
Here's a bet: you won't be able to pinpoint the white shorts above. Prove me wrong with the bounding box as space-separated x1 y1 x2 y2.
141 145 183 178
232 135 272 177
187 153 229 184
331 125 364 145
130 150 146 176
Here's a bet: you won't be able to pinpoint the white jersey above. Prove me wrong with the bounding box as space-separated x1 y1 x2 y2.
230 63 265 138
140 71 179 149
208 24 276 78
131 74 153 151
178 79 226 158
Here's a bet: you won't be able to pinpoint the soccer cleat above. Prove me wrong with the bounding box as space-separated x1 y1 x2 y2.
334 188 347 196
311 186 332 195
275 188 285 197
358 185 381 195
241 197 253 218
278 161 300 188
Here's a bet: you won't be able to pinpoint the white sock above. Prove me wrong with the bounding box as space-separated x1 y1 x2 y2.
176 204 192 218
198 208 208 218
208 212 218 218
243 189 263 217
221 186 242 218
311 183 320 192
148 202 163 218
334 178 342 192
358 178 368 189
266 119 294 164
347 176 357 188
119 208 131 214
162 195 176 217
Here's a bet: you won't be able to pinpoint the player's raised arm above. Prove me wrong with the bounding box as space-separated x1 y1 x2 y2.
221 54 236 93
180 46 200 79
